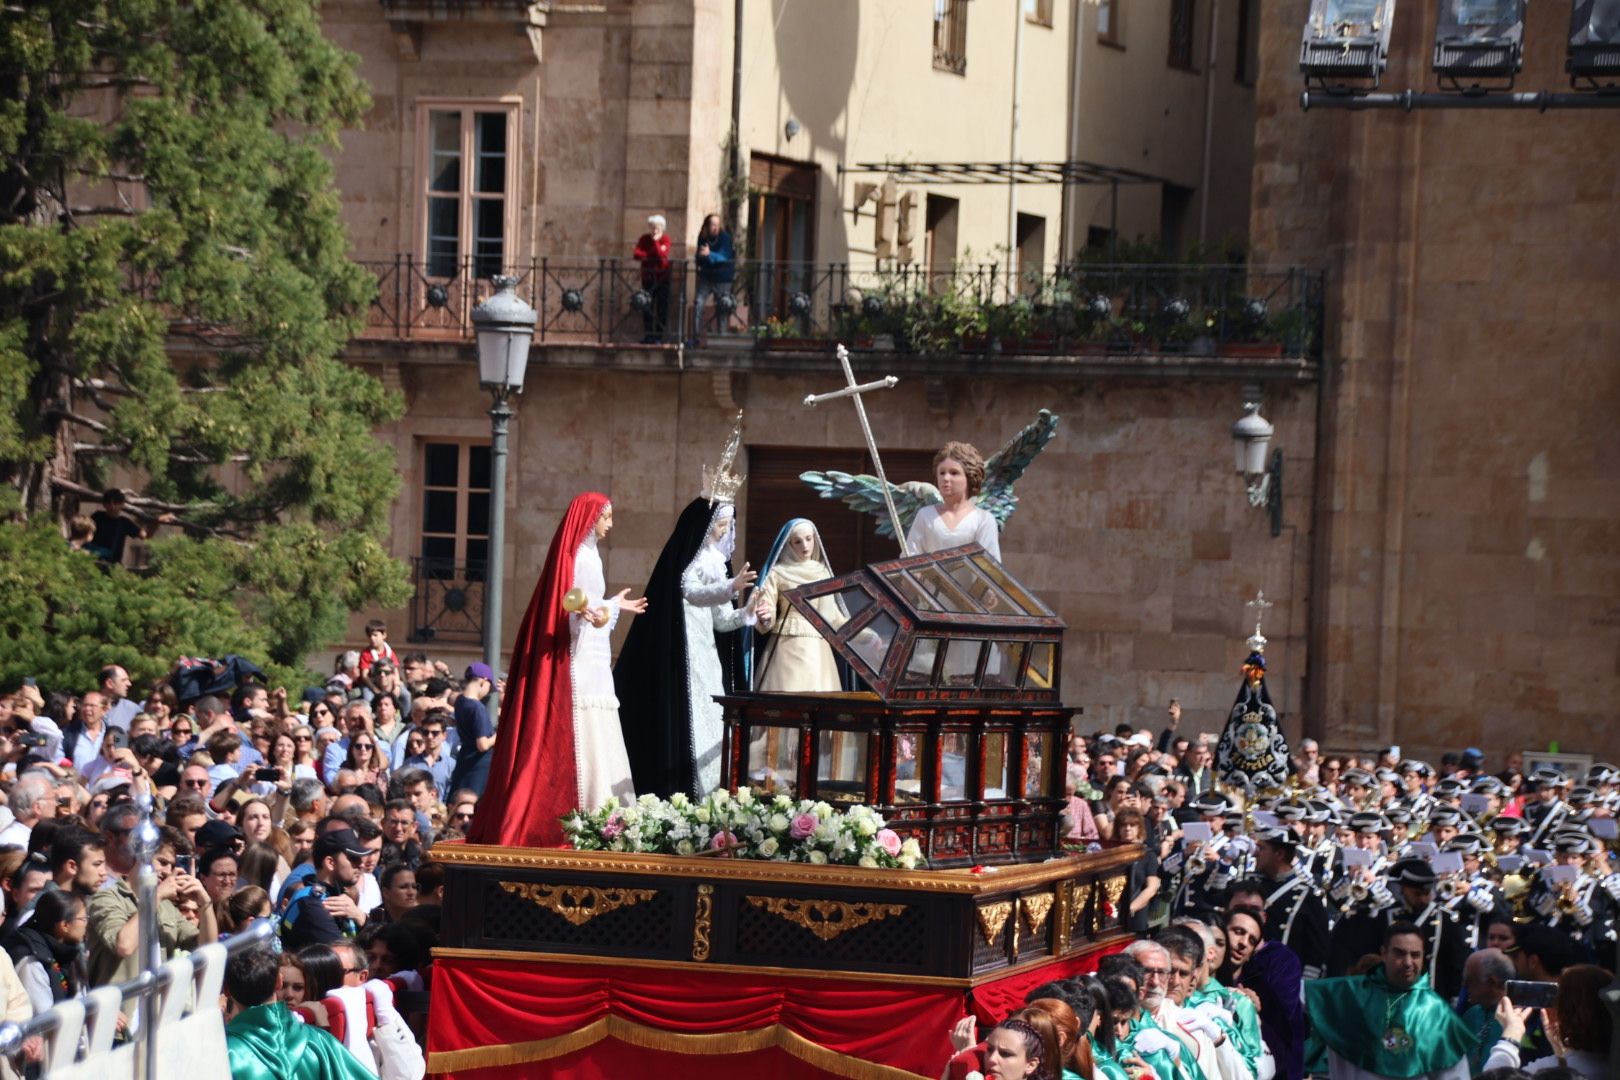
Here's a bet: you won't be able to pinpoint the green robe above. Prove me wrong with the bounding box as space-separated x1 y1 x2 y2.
1304 969 1477 1079
1089 1035 1131 1080
225 1002 377 1080
1458 1003 1503 1074
1122 1012 1205 1080
1187 979 1264 1075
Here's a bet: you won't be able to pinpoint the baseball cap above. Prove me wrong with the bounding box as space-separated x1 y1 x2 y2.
195 820 243 852
89 769 136 797
465 662 494 682
313 828 371 862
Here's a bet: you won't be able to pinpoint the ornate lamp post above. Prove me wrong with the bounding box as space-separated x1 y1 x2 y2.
470 275 537 714
1231 400 1283 537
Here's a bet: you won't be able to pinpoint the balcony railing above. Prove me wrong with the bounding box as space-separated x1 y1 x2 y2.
356 255 1324 363
408 557 485 646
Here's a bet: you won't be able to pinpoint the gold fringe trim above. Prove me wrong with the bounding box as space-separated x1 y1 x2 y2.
428 1013 930 1079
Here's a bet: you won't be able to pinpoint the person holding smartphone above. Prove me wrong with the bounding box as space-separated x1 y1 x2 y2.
86 802 217 997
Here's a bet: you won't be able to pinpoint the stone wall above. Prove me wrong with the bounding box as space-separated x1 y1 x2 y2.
357 357 1316 746
1250 0 1620 762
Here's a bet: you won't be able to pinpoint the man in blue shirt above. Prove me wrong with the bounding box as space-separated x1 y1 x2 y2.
690 213 734 343
448 664 495 796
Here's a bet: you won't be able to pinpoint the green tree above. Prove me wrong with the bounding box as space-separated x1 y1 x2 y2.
0 0 409 690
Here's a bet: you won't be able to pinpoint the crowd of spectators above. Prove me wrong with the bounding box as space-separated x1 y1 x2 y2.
0 623 482 1077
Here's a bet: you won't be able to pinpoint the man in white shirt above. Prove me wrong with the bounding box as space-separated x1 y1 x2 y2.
1127 938 1224 1080
0 773 55 848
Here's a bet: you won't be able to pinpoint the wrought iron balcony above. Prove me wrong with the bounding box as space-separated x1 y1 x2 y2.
408 557 485 646
355 255 1324 366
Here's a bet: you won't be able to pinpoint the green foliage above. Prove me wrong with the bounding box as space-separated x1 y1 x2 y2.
0 0 409 689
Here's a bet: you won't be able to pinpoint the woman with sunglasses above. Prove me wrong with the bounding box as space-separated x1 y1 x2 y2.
168 716 196 747
343 733 389 790
287 726 319 780
306 701 337 730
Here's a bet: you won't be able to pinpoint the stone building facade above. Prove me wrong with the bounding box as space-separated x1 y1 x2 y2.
1249 0 1620 760
317 0 1620 766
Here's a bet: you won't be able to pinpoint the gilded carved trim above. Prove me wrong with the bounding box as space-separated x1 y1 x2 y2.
1053 882 1072 954
1020 892 1055 936
745 896 907 941
692 884 714 961
435 842 1144 896
1071 882 1094 937
497 881 657 926
976 900 1014 946
1102 876 1126 908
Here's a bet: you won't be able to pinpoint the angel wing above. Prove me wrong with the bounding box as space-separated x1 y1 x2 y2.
977 409 1060 528
798 471 940 538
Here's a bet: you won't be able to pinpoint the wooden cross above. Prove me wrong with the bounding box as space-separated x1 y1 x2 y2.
803 344 909 553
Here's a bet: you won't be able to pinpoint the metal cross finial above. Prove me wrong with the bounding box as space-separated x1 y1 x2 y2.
1246 590 1274 639
803 344 908 553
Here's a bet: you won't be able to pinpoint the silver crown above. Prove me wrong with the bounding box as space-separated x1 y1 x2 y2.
701 410 746 506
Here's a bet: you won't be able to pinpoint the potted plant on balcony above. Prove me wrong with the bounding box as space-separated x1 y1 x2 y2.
752 315 821 353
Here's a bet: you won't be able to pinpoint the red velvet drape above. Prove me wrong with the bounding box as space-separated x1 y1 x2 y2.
466 492 609 848
427 957 961 1079
428 943 1130 1080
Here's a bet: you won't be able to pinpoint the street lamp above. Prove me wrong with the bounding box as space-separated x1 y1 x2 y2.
1432 0 1526 88
470 275 537 712
1568 0 1620 87
1231 401 1283 537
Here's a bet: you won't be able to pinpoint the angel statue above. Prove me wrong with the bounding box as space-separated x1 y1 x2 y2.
800 409 1060 560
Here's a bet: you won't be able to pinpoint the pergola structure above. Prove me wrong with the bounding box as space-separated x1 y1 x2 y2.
838 159 1167 261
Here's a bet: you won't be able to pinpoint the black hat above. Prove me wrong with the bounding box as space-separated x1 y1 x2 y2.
1390 857 1438 887
1567 786 1596 808
194 820 243 852
1585 763 1618 785
1254 826 1298 849
1491 816 1528 836
1273 803 1307 823
1305 799 1335 825
1428 806 1463 828
1192 791 1233 814
1374 768 1401 786
313 827 372 862
1434 778 1466 797
1531 767 1570 788
1221 810 1245 830
1385 806 1415 827
1470 775 1506 796
1342 768 1373 787
1349 811 1387 835
1444 835 1484 856
1551 830 1596 855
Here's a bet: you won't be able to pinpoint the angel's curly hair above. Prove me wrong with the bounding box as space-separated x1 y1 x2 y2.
933 440 985 497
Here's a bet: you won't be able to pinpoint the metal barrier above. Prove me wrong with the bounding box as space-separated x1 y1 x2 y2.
0 794 272 1077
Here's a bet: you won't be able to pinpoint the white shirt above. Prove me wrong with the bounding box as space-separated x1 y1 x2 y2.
0 820 31 850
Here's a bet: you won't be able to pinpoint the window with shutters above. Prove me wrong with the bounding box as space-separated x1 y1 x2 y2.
419 441 492 581
417 101 519 280
933 0 969 75
745 447 943 578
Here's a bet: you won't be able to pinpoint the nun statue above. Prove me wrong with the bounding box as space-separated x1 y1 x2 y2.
749 518 848 693
614 415 756 797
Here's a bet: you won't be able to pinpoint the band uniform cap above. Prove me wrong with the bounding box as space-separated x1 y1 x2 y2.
1390 857 1439 886
1490 816 1528 835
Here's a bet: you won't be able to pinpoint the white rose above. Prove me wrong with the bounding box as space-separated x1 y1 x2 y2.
758 837 780 857
808 850 828 865
858 855 878 868
695 806 711 824
675 839 695 855
899 855 918 869
855 816 878 837
736 787 753 806
768 813 790 833
670 792 690 809
814 801 833 820
900 838 922 857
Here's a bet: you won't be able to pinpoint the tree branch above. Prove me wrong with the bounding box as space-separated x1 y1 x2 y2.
44 408 112 434
65 205 137 218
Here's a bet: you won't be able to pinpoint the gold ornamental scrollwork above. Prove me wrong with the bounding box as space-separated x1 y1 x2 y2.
745 896 907 941
1020 892 1055 936
1103 876 1127 908
1071 882 1094 936
692 884 714 961
976 900 1014 946
498 881 657 926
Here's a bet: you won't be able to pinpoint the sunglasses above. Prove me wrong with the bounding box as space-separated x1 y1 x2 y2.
353 742 374 750
294 734 312 742
171 727 194 736
182 778 209 788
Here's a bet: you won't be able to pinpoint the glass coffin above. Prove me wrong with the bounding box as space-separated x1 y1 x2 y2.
721 545 1077 868
785 544 1064 703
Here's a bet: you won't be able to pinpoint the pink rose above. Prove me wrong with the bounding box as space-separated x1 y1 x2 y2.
711 830 737 856
876 829 902 857
789 812 819 840
601 812 624 840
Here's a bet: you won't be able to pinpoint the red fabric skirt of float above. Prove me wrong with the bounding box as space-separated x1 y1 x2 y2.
427 943 1128 1079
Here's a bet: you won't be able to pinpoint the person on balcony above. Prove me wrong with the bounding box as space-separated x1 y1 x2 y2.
690 213 734 344
632 213 672 343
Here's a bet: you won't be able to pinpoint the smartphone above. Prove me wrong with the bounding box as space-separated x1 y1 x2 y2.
174 854 194 876
1504 979 1559 1009
253 767 282 782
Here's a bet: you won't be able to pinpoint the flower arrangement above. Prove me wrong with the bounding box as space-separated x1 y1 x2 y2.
562 788 926 870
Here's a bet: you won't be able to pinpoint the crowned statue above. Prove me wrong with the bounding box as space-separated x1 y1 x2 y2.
614 413 758 797
1215 591 1292 795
